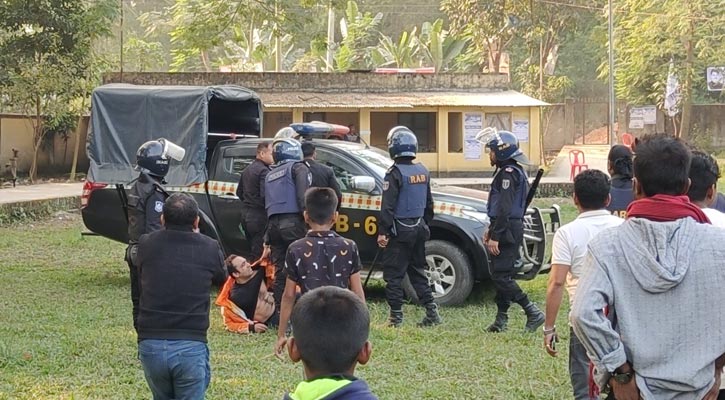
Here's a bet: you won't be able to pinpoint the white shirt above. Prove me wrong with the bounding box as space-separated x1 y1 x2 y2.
551 209 623 307
703 207 725 228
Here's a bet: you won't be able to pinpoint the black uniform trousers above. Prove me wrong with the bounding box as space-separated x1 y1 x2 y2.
267 213 307 308
490 219 529 311
382 219 434 310
241 207 267 261
125 245 141 330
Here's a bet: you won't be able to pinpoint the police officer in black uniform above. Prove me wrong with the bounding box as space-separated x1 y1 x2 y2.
477 129 544 333
125 138 185 330
301 141 342 209
261 134 311 309
377 126 441 328
237 140 273 260
606 144 634 218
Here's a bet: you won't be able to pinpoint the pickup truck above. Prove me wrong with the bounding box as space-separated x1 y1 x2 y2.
81 84 560 306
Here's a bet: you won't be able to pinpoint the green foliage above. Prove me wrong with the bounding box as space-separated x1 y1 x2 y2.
372 28 419 68
334 1 383 71
609 0 725 107
607 0 725 137
515 64 572 104
441 0 528 72
165 0 328 72
0 0 118 181
418 19 469 72
40 112 77 150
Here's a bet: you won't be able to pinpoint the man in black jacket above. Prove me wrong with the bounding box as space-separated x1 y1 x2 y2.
136 193 227 400
237 141 273 260
126 138 184 331
301 141 342 209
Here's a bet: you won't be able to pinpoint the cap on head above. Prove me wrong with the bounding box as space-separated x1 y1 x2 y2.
387 126 418 159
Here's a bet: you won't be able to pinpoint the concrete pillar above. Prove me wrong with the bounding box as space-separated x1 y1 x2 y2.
436 108 449 175
359 108 371 144
529 107 542 166
292 109 303 123
564 98 575 144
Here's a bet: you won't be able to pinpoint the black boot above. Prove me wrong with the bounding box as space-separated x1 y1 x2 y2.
522 302 545 332
388 309 403 328
418 303 442 327
487 312 508 332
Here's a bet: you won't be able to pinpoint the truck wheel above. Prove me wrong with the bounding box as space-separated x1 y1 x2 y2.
403 240 474 307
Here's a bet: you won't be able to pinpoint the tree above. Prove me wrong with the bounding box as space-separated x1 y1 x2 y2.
334 1 383 71
0 0 118 182
166 0 333 72
608 0 725 138
441 0 528 73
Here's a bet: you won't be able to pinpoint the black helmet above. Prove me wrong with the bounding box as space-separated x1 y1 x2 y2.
476 128 529 164
387 126 418 159
272 138 303 164
135 138 186 177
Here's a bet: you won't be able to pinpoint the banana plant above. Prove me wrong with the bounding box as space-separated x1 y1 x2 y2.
372 28 420 68
334 0 383 71
417 19 469 73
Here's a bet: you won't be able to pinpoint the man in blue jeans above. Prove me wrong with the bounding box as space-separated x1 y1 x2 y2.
136 193 227 399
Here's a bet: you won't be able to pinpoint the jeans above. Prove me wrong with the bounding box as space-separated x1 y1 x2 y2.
138 339 210 400
570 327 597 400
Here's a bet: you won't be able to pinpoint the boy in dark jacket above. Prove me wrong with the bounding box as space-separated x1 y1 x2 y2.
283 286 377 400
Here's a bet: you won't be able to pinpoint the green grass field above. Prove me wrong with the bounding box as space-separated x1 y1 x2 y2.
0 199 578 400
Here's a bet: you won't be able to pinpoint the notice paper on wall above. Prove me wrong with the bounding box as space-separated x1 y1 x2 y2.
629 107 645 129
463 112 483 160
642 106 657 125
512 119 529 142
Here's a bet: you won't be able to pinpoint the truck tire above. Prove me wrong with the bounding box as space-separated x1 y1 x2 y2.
402 240 474 307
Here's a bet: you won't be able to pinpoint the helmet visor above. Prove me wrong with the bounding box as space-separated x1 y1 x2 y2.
160 139 186 162
275 127 298 140
475 127 500 152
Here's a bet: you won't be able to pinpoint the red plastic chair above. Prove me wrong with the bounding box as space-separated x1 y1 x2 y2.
622 133 634 149
569 149 589 181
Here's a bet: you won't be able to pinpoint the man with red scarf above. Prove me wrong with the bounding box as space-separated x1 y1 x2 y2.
570 134 725 400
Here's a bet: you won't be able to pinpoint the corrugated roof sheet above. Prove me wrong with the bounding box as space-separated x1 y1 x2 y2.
259 90 548 109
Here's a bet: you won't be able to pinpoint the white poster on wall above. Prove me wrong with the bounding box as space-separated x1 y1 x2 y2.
463 112 483 160
642 106 657 125
629 107 645 129
512 120 529 142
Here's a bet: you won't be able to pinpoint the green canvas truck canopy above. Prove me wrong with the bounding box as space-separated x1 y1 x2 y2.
86 84 263 185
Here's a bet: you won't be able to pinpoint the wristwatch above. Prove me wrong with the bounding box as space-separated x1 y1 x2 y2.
611 365 634 384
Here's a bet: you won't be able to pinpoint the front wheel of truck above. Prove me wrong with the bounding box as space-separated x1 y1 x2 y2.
402 240 474 307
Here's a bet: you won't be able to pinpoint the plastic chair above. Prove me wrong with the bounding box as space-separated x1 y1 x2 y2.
569 149 589 181
622 133 634 149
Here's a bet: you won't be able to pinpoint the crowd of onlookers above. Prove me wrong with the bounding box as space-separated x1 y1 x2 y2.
129 133 725 399
545 134 725 400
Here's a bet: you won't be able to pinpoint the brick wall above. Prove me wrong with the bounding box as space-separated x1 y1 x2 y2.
103 72 511 93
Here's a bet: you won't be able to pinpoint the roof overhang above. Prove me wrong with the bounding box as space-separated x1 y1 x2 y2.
259 90 549 109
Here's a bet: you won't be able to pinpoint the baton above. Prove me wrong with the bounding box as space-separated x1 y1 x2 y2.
525 168 545 209
363 248 383 289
